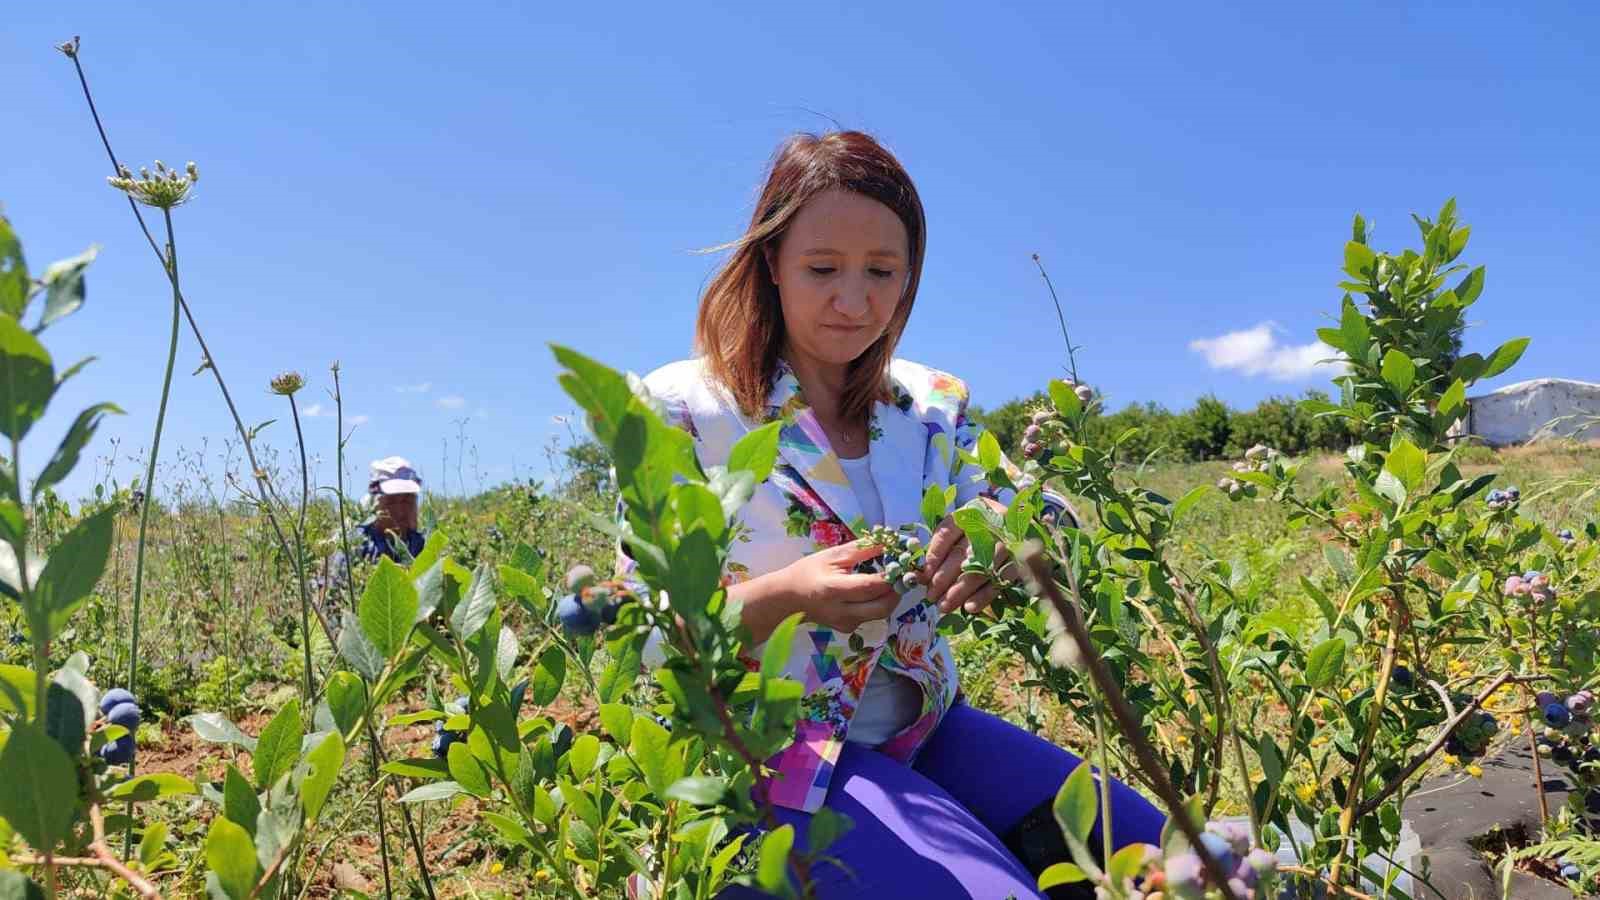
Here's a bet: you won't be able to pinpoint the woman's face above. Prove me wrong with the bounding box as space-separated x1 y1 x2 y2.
768 188 910 373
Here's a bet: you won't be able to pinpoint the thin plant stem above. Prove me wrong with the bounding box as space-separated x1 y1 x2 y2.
1092 696 1113 874
1019 543 1241 900
1031 253 1082 384
1329 595 1405 887
10 429 55 900
1523 684 1551 822
123 207 183 859
332 365 391 895
287 394 315 701
332 365 360 613
61 40 313 648
361 682 396 900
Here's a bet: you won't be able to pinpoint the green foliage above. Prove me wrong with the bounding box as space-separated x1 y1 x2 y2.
947 202 1595 898
971 389 1354 465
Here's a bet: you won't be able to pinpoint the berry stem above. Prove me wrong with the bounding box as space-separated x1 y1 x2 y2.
287 393 315 703
1523 684 1551 822
1330 593 1405 887
1031 254 1082 385
1354 670 1532 817
1019 543 1242 900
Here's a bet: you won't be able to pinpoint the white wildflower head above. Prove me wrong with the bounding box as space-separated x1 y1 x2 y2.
107 159 198 209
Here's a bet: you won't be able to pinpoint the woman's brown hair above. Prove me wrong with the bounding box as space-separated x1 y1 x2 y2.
694 131 927 424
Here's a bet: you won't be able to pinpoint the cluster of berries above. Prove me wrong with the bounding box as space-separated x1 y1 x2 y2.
1445 709 1501 758
555 565 637 635
1558 528 1576 544
1020 406 1059 460
1131 820 1278 900
854 525 925 595
1019 384 1094 460
1555 855 1584 884
430 696 469 759
1503 570 1557 605
1535 689 1599 776
98 688 141 765
1485 485 1520 510
1216 444 1278 500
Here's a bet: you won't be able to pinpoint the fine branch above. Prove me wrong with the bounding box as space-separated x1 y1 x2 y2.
1019 542 1243 900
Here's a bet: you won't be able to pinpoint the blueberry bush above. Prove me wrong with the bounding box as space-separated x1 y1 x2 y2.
6 38 1600 900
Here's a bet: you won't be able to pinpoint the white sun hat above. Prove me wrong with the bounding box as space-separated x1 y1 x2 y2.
368 456 422 495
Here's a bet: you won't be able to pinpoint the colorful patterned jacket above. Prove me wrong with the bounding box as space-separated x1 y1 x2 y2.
625 356 1056 813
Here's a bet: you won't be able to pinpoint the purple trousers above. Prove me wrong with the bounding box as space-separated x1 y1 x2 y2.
721 702 1166 899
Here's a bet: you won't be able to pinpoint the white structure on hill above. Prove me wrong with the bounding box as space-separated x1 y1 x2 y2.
1459 378 1600 446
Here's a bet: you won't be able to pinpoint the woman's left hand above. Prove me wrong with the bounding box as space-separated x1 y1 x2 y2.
922 497 1019 615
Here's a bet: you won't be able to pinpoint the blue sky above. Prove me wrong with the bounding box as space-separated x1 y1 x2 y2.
4 2 1596 501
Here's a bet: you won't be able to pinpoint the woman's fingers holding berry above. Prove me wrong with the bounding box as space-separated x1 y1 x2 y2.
992 543 1023 584
921 516 964 578
940 570 991 614
925 534 969 604
833 572 900 604
958 580 1001 615
832 539 887 568
834 590 900 632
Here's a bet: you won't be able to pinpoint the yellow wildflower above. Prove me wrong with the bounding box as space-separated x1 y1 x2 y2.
1466 764 1484 778
490 862 504 875
1442 753 1461 767
1295 783 1317 803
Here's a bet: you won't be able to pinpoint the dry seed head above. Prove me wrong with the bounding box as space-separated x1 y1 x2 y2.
270 371 306 396
56 37 79 57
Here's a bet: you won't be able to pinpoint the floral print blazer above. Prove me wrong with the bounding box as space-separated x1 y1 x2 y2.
629 356 1047 813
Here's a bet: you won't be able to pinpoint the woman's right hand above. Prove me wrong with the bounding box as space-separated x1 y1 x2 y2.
782 540 901 633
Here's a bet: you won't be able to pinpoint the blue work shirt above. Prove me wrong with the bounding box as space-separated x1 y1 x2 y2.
322 522 427 602
353 521 427 563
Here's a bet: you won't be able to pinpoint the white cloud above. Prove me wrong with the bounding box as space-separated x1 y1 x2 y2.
436 394 466 410
301 402 327 417
349 414 370 426
1189 323 1340 380
395 382 432 394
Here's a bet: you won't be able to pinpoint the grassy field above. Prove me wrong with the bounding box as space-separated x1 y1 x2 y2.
5 438 1598 897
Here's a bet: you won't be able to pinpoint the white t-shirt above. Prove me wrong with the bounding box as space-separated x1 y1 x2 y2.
837 452 922 745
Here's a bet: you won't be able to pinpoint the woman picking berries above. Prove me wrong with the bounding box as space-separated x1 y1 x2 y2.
623 131 1164 898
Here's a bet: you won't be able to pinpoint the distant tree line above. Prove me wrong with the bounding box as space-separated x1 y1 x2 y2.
969 389 1356 463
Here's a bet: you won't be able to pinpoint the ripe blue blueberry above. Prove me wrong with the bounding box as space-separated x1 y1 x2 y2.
1537 691 1558 708
431 722 464 759
1198 831 1238 872
557 593 601 635
1561 863 1581 881
1545 703 1573 729
1559 529 1576 543
99 735 135 765
1392 665 1414 689
99 688 135 716
97 694 141 765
